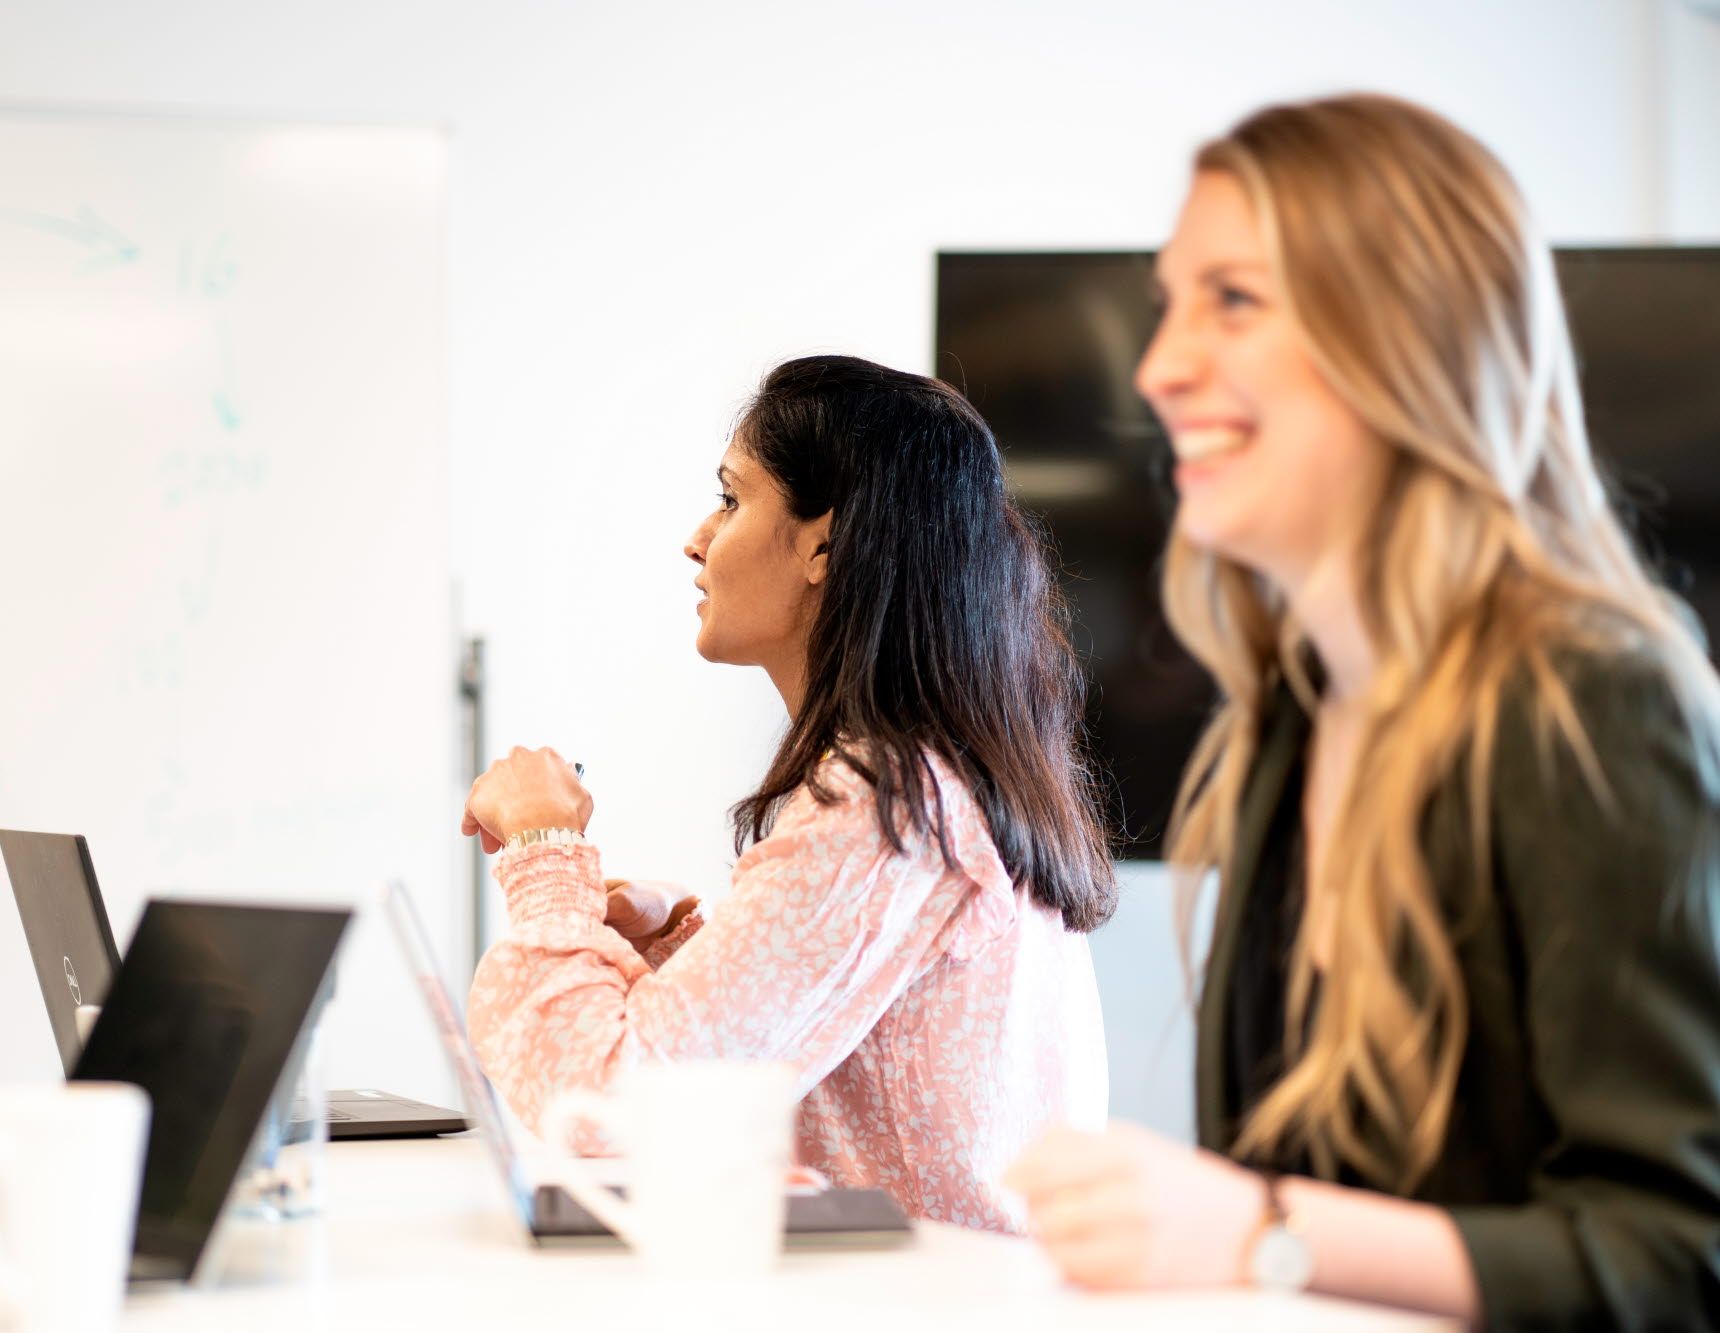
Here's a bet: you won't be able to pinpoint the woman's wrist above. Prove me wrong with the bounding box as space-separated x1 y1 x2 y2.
1210 1156 1276 1287
496 798 592 841
1239 1171 1314 1291
1269 1175 1480 1318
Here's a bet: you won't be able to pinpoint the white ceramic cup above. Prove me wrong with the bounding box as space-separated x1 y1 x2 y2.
0 1082 151 1332
541 1061 796 1280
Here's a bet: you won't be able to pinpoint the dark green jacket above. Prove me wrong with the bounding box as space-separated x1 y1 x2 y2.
1195 653 1720 1331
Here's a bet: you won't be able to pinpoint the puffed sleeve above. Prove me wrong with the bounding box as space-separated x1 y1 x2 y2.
466 759 992 1134
1448 654 1720 1330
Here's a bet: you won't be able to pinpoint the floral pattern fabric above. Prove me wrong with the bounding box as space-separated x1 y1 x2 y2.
467 754 1108 1233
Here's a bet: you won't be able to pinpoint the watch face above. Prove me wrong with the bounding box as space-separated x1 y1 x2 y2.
1250 1223 1315 1291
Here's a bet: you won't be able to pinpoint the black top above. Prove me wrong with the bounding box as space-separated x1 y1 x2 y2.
1196 651 1720 1330
1225 750 1307 1152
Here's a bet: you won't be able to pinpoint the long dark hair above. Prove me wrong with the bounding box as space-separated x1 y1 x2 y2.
731 355 1116 933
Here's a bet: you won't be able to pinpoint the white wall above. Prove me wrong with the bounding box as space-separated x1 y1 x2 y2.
1666 1 1720 233
3 0 1715 1134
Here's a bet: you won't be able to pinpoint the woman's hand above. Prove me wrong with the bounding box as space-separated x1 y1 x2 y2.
461 746 593 852
603 878 700 948
1003 1122 1264 1292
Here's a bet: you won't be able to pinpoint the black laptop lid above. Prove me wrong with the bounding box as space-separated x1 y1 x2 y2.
71 899 350 1281
0 829 122 1074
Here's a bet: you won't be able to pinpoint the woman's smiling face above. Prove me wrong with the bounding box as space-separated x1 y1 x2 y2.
1136 169 1392 596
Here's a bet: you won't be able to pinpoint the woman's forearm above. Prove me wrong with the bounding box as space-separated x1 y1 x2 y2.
1281 1175 1480 1322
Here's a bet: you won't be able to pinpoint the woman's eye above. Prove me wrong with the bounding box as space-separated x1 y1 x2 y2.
716 491 737 512
1217 284 1259 312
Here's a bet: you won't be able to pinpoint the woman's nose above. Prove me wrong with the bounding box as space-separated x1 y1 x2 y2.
685 515 712 564
1135 311 1204 408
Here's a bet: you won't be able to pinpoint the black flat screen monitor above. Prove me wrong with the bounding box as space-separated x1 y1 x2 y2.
935 247 1720 858
71 899 350 1281
0 829 121 1072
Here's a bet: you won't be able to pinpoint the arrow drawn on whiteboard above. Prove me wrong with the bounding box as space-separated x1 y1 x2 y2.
136 631 186 691
179 530 221 624
213 320 242 431
0 205 140 270
200 232 237 298
179 232 237 297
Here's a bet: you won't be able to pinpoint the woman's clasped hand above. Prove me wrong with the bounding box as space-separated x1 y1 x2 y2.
461 745 592 852
1005 1124 1264 1291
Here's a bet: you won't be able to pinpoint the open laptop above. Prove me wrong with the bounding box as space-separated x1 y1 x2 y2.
72 899 351 1282
0 828 466 1139
381 880 914 1249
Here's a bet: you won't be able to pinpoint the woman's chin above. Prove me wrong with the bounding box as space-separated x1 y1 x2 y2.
1174 514 1232 559
1175 506 1257 568
692 629 727 664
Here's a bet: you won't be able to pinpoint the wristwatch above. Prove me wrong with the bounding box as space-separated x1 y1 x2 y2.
1245 1172 1313 1291
502 827 587 854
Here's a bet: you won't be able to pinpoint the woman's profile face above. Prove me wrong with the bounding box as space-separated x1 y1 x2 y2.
1136 170 1391 597
684 442 826 673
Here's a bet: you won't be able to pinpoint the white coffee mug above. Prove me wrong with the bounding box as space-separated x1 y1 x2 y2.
0 1082 150 1332
542 1061 796 1280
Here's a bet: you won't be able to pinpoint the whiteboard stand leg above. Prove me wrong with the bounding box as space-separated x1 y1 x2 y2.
458 635 487 975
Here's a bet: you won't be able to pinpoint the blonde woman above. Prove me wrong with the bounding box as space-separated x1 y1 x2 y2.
1005 95 1720 1326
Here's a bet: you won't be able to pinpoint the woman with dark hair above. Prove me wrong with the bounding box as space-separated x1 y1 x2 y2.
462 354 1116 1231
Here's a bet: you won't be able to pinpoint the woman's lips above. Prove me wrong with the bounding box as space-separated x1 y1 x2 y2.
1170 424 1252 462
1170 424 1252 490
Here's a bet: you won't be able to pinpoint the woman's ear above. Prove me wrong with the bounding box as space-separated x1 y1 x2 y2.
803 511 834 586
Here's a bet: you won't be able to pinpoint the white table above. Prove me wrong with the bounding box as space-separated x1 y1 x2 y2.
120 1136 1457 1332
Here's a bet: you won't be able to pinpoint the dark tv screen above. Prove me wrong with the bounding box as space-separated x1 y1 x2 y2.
934 248 1720 859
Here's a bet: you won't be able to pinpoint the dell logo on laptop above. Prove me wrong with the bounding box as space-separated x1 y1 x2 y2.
63 956 82 1005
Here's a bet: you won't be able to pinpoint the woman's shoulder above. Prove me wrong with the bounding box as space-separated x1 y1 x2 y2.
1482 642 1719 883
800 741 988 815
801 745 1014 878
1416 642 1715 904
1494 642 1713 787
756 744 1023 953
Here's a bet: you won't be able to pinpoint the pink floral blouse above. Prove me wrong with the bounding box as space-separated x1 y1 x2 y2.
467 754 1108 1233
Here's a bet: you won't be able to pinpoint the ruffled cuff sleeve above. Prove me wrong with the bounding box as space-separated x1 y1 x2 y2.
641 909 705 970
495 840 606 928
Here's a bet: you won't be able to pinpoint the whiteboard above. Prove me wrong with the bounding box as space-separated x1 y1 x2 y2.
0 110 460 1103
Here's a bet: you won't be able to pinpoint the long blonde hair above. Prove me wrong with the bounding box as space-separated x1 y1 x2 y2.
1166 94 1720 1191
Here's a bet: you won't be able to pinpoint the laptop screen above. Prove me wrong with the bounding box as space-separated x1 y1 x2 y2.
0 829 122 1074
71 899 349 1280
381 881 536 1227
